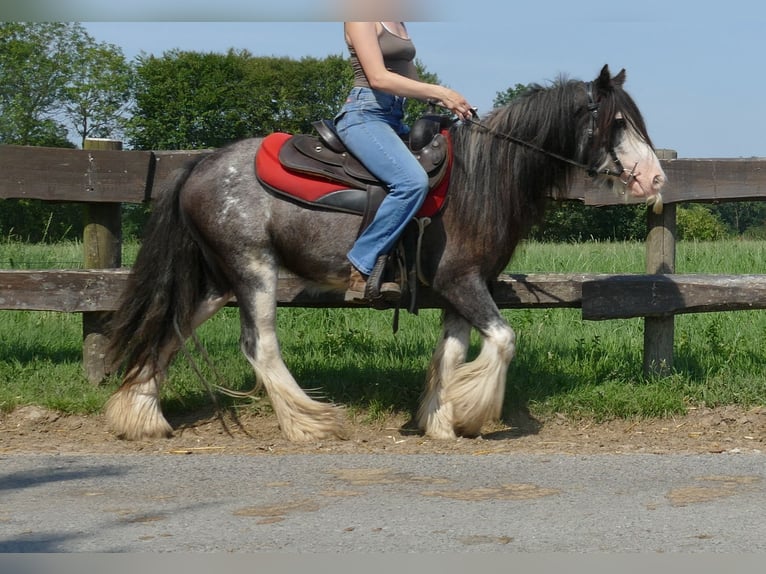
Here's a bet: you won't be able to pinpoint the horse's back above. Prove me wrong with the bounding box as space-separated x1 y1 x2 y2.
177 136 361 285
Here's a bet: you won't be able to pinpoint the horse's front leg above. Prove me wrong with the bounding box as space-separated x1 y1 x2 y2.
422 277 517 438
417 310 471 439
446 316 516 436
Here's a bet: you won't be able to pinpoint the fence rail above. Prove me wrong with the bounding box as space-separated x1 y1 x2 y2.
3 269 766 317
1 141 765 381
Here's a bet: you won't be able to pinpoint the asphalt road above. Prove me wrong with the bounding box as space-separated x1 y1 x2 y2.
1 452 764 553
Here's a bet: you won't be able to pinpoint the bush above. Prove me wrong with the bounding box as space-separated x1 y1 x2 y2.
742 224 766 240
533 202 647 242
0 199 82 242
676 205 727 241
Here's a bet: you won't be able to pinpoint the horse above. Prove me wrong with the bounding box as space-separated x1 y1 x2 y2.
105 65 666 442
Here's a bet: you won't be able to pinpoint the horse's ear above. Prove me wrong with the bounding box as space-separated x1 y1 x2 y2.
595 64 611 92
613 68 627 87
595 65 626 93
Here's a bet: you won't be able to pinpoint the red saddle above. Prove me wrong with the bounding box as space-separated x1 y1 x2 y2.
254 130 452 219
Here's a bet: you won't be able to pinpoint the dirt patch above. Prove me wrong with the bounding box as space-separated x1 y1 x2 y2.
1 404 764 456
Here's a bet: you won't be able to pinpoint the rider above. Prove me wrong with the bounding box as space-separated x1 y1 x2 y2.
334 21 473 303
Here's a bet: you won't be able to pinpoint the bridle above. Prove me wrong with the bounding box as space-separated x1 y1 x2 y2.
583 82 639 186
461 81 639 187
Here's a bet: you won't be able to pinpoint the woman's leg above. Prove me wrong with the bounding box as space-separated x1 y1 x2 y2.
336 116 429 276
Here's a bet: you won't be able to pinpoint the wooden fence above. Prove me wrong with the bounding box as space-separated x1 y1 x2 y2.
1 141 766 382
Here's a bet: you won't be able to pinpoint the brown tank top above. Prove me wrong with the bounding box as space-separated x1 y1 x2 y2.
348 23 420 88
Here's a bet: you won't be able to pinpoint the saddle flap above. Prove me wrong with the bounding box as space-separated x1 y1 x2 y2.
280 118 450 192
279 134 369 189
289 134 344 168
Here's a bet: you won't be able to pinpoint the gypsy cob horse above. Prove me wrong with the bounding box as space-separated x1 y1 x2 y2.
106 65 666 441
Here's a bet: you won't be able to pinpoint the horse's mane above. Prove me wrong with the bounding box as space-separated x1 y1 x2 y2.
446 73 652 250
447 77 585 244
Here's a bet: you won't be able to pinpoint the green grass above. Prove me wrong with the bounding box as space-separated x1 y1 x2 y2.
1 238 765 423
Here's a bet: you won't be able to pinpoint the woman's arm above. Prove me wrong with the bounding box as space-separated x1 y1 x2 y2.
345 22 473 119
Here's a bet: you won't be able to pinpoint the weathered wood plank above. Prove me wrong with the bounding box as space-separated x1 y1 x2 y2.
643 189 677 375
0 269 133 312
149 150 214 200
582 274 766 320
278 272 595 309
3 146 766 205
0 145 155 203
0 270 595 313
563 157 766 205
4 270 766 320
81 139 125 383
659 157 766 203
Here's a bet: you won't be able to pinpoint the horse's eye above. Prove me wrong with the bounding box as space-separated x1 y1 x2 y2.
614 117 626 129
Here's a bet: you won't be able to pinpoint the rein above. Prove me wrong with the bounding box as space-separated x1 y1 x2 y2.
462 114 591 173
461 82 638 186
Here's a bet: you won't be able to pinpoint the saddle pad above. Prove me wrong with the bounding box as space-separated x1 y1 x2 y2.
256 132 344 202
255 132 451 218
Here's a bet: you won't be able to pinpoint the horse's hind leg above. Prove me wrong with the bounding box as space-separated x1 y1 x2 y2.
236 265 346 442
105 294 231 440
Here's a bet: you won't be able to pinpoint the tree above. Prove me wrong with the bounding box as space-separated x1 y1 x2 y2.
677 205 727 241
0 23 134 241
532 202 647 242
0 22 131 148
128 50 356 150
493 83 529 108
712 202 766 236
242 53 352 136
0 22 78 146
127 49 254 150
62 41 134 147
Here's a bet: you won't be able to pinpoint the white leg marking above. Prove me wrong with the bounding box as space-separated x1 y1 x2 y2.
107 295 231 441
190 294 232 330
241 263 345 442
106 372 172 440
445 322 516 437
418 317 471 439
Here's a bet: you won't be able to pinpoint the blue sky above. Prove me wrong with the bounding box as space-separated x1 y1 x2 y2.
5 0 765 158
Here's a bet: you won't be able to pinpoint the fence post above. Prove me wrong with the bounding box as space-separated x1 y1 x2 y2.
82 138 123 384
643 148 678 377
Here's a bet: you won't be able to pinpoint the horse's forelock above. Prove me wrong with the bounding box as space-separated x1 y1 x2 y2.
595 85 654 150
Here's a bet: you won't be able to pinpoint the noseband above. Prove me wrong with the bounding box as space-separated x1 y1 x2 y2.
463 82 637 186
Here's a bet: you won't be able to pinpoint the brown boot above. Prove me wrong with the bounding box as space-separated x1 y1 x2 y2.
345 266 368 302
345 266 402 304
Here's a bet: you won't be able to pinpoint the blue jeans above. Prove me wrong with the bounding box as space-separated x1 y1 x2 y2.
334 87 429 276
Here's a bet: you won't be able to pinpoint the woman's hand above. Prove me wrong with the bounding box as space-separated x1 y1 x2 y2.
436 86 474 120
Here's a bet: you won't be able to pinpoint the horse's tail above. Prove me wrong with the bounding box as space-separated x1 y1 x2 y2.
107 158 210 379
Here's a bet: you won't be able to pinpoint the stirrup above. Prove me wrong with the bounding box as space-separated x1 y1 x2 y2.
366 255 401 303
345 256 402 307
